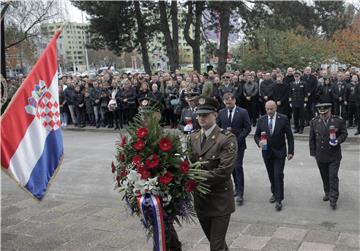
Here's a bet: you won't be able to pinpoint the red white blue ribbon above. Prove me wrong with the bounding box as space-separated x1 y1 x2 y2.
138 195 166 251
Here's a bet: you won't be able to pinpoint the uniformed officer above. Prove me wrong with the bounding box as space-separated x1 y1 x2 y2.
309 103 348 210
289 71 307 134
189 96 237 251
178 91 200 133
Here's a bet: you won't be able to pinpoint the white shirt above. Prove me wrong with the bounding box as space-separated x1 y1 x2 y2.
201 123 217 139
268 112 277 135
227 107 236 123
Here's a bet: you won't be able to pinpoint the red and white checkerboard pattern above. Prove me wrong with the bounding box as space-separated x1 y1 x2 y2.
36 91 61 131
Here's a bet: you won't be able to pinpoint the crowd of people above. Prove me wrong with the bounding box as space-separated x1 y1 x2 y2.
57 66 360 135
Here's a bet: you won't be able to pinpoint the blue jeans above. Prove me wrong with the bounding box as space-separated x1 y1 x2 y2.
93 106 101 125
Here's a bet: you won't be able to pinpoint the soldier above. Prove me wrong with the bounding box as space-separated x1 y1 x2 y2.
289 71 307 134
309 103 348 210
178 91 200 133
189 96 237 251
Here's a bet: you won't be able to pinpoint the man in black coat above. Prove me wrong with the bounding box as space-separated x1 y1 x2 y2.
309 103 348 209
289 71 307 134
301 67 318 124
254 100 294 211
218 92 251 205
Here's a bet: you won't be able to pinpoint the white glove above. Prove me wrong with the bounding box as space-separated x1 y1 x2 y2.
329 140 338 146
184 124 193 132
304 103 307 108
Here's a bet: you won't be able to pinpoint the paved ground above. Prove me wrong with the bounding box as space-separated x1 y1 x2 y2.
1 127 360 251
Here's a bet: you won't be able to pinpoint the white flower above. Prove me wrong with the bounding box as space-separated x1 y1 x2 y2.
127 169 140 183
134 178 146 195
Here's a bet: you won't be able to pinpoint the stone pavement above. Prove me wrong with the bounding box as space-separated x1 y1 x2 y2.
1 129 359 251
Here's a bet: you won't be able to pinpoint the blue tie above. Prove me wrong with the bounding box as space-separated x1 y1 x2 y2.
269 116 273 135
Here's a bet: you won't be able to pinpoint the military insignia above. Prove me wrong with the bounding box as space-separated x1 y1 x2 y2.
198 98 206 105
229 142 236 153
141 99 149 106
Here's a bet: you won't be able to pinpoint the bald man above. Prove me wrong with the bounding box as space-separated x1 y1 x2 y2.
254 101 294 211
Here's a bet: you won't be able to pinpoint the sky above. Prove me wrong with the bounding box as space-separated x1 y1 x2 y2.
66 0 359 23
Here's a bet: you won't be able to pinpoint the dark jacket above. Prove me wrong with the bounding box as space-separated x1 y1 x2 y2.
260 79 274 101
289 80 307 107
218 106 251 150
90 87 102 106
272 82 291 116
309 115 347 162
301 74 318 102
254 113 294 159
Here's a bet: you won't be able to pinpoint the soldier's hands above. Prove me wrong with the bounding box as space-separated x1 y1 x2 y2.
277 101 281 106
287 154 293 160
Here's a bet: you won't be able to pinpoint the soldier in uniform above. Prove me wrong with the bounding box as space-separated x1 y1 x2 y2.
309 103 348 210
289 71 307 134
189 96 237 251
178 91 200 133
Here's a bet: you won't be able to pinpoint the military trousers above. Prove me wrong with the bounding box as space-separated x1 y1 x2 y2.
316 160 341 203
198 214 231 251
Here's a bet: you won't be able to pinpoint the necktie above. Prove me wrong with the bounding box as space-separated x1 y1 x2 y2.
201 133 207 149
228 109 233 125
269 116 273 135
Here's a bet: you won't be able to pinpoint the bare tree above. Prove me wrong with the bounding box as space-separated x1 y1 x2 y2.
4 0 63 49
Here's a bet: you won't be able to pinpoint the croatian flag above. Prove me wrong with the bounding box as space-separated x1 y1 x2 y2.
1 31 64 200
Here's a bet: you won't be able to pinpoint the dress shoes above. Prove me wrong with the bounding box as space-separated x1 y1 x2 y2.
330 201 337 210
323 194 329 201
298 130 303 134
269 195 276 203
236 196 243 206
275 202 282 211
355 131 360 136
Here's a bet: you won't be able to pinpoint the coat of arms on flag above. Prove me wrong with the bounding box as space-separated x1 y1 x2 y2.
25 80 61 131
1 31 64 200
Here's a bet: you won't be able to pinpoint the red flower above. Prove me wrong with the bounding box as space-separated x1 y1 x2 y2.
119 152 125 162
111 161 116 173
136 127 148 139
116 175 121 186
120 135 127 147
132 154 142 166
137 165 151 179
185 179 198 192
179 160 190 174
120 168 128 178
158 137 173 152
145 154 160 169
159 171 173 185
133 140 145 151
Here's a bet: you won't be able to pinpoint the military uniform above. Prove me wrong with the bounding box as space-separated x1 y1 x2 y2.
178 92 200 133
309 103 348 209
289 72 307 133
189 96 238 251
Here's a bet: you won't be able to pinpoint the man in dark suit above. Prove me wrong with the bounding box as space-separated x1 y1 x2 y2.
189 96 237 251
218 92 251 205
309 103 348 210
254 100 294 211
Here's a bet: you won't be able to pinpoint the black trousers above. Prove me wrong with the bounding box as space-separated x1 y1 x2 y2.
292 106 305 131
263 157 285 202
316 160 341 203
198 214 230 251
232 148 245 197
348 102 357 126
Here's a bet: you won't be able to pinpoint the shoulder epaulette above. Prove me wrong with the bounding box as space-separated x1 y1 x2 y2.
332 115 343 120
311 116 319 121
220 129 231 135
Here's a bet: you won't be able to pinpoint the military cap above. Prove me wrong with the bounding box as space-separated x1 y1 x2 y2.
138 96 164 113
194 96 219 114
316 103 332 114
294 71 301 76
184 91 200 101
